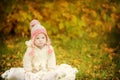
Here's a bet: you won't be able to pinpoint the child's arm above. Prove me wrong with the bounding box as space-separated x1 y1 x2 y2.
23 47 33 72
47 46 56 70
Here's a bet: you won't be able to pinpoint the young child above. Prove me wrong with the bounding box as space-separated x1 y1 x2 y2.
23 19 56 73
1 19 78 80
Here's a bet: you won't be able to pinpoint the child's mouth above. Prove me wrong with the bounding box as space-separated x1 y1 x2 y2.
38 42 43 44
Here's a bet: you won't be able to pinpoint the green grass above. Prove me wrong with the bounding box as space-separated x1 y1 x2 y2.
0 0 120 80
0 34 119 80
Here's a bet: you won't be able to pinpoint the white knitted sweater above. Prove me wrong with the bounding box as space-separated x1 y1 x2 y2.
23 41 56 73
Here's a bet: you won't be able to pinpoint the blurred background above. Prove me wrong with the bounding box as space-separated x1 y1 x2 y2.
0 0 120 79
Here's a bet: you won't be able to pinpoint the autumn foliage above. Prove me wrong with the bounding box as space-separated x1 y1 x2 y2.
0 0 120 80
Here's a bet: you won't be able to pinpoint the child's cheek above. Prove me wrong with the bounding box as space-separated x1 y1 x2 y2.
36 40 40 44
35 40 39 44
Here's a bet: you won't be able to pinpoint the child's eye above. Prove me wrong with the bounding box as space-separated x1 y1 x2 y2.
36 37 39 39
42 37 45 39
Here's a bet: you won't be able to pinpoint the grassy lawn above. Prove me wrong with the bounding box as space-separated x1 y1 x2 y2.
0 34 120 80
0 0 120 80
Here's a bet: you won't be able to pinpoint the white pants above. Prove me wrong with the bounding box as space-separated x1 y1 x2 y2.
1 64 78 80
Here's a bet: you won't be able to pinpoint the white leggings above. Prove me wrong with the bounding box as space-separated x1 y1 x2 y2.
1 64 78 80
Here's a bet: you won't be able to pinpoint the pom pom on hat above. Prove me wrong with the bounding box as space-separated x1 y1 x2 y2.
30 19 46 39
30 19 40 28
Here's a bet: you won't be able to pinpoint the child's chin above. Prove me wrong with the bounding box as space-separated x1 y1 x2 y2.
37 45 44 48
38 43 44 46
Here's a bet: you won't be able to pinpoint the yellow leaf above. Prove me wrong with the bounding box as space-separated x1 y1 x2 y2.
91 10 97 18
73 59 79 64
70 15 77 25
59 22 64 30
86 68 91 74
89 32 98 38
7 63 11 66
82 46 87 53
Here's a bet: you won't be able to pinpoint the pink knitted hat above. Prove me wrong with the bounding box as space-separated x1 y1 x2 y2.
30 20 47 40
29 19 53 55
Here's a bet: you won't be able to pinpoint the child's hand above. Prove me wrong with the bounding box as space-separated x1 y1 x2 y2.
25 40 33 47
32 67 40 73
42 68 47 72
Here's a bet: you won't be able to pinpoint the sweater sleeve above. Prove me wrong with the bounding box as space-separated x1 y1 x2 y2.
47 46 56 70
23 47 33 72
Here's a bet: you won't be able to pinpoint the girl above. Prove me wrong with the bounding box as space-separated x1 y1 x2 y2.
1 19 78 80
23 19 56 73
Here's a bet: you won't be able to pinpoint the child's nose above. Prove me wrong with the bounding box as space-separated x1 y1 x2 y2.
39 39 43 42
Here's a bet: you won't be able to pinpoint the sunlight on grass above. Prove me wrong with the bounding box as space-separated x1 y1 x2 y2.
0 33 119 80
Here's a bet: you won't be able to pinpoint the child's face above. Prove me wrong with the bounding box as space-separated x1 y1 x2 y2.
34 33 47 48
